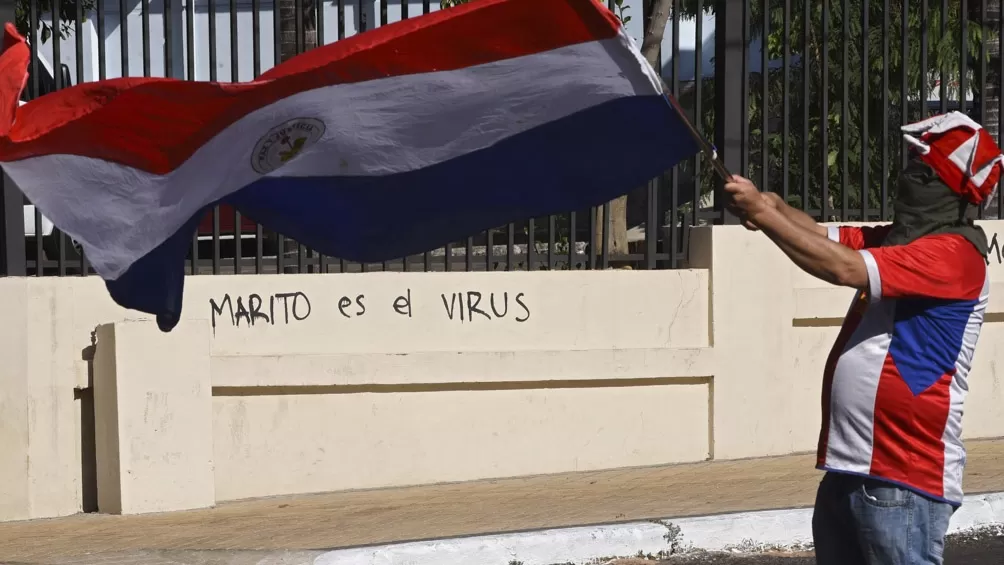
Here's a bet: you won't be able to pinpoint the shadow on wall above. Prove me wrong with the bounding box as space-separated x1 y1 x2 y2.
78 343 98 514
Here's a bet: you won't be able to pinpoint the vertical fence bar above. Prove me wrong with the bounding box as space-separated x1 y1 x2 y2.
187 0 198 274
209 0 218 76
79 0 90 274
165 0 174 76
978 0 987 129
940 0 948 114
120 0 129 77
901 0 909 170
142 0 151 76
466 235 473 272
996 1 1002 219
253 0 262 76
599 204 610 269
714 0 744 224
33 207 42 276
998 0 1003 219
252 0 263 273
742 0 750 174
920 0 928 119
660 0 675 269
506 222 515 270
782 0 790 200
881 0 890 220
861 0 868 221
761 0 769 196
463 0 475 274
665 0 677 268
742 0 750 175
691 0 703 229
567 211 577 270
75 0 85 84
820 0 829 220
485 227 494 271
98 0 108 81
588 207 596 269
212 207 221 274
317 0 325 46
53 2 66 276
29 0 41 275
651 179 663 267
274 0 287 273
338 0 345 39
231 0 241 274
801 0 810 213
960 0 968 122
547 215 556 270
527 218 536 270
840 0 848 220
186 0 195 79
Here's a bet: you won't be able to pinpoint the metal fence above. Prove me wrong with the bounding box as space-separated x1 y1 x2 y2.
0 0 1001 277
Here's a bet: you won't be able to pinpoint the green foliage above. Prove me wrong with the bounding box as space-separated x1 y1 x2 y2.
16 0 97 44
677 0 996 219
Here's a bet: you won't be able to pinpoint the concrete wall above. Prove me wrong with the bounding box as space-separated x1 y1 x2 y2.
2 222 1004 521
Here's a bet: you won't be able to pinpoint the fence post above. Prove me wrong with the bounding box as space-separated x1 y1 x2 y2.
1 172 26 276
713 0 745 225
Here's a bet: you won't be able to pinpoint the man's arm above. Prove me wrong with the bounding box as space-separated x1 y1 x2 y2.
724 176 867 289
752 207 868 288
763 192 828 238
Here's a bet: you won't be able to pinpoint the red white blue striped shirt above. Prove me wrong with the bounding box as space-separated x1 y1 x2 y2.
818 225 989 505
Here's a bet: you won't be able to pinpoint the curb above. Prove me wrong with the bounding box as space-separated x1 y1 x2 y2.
313 492 1004 565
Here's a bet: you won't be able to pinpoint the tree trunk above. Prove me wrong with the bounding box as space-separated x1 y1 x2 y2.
592 0 673 263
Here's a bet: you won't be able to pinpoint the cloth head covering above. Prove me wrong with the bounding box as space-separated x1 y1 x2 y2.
884 112 1004 255
901 111 1004 207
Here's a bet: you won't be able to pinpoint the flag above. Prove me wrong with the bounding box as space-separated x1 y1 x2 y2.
0 0 701 331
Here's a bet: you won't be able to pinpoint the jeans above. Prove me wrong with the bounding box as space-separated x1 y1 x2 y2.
812 472 955 565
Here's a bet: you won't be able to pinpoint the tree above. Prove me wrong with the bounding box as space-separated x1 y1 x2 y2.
677 0 994 221
15 0 95 44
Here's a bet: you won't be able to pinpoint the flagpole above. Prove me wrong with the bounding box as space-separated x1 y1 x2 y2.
663 93 733 182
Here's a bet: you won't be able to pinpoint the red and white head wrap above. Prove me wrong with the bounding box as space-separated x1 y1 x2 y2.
901 111 1004 209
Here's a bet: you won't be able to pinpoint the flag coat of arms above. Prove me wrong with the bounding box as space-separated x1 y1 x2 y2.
0 0 700 330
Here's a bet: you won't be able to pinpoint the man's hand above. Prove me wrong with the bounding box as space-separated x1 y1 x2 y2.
725 175 771 220
725 176 774 230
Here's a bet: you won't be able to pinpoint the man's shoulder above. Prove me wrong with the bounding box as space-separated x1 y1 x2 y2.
871 233 987 302
896 233 986 265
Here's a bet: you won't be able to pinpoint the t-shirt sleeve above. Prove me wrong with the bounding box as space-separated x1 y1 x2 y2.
826 225 893 250
859 235 986 301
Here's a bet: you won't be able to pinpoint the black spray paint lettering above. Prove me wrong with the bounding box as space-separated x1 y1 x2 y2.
337 294 366 318
986 233 1001 266
440 291 530 323
210 291 311 329
393 289 412 317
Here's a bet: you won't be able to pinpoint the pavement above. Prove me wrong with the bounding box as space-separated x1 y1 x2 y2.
1 438 1003 565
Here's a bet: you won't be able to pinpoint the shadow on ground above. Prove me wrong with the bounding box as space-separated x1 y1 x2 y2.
655 531 1003 564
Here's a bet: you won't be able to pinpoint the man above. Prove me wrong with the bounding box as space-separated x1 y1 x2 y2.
725 112 1003 565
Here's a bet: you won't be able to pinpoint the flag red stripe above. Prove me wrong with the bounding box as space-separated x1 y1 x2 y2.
0 0 621 174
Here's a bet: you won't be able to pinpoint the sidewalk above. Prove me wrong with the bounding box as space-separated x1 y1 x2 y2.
2 439 1003 565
